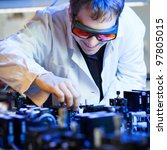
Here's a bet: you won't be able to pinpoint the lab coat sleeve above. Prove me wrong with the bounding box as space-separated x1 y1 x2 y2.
0 10 53 106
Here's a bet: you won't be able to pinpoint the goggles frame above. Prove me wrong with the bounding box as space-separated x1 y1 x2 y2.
72 19 119 41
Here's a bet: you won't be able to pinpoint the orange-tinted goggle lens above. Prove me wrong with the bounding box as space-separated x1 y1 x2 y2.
72 26 117 41
72 27 92 38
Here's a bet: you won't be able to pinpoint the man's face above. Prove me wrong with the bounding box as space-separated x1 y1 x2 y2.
72 6 117 55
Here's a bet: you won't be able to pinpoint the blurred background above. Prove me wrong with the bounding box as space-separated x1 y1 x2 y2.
0 0 150 89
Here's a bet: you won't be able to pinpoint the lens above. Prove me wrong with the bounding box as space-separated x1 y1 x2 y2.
72 26 117 41
97 34 116 41
72 27 92 39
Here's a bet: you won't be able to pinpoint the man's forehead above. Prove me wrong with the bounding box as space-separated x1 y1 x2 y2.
76 10 117 30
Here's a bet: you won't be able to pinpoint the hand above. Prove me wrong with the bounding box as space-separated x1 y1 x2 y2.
34 73 81 109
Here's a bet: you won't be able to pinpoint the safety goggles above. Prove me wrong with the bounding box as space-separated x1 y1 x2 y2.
72 19 118 41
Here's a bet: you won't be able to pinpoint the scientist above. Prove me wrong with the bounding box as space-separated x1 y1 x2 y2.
0 0 146 109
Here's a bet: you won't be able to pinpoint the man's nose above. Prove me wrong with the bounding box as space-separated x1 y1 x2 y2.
86 36 99 44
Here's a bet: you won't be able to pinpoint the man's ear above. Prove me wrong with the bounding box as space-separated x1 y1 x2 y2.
68 7 72 22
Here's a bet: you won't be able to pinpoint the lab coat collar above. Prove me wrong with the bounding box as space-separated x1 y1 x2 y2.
70 39 95 81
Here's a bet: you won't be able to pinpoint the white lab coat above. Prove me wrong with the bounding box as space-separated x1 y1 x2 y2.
0 3 146 106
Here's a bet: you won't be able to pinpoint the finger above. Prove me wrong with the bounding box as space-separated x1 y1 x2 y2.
51 84 65 103
65 81 81 109
59 82 73 107
73 92 80 110
71 82 80 93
